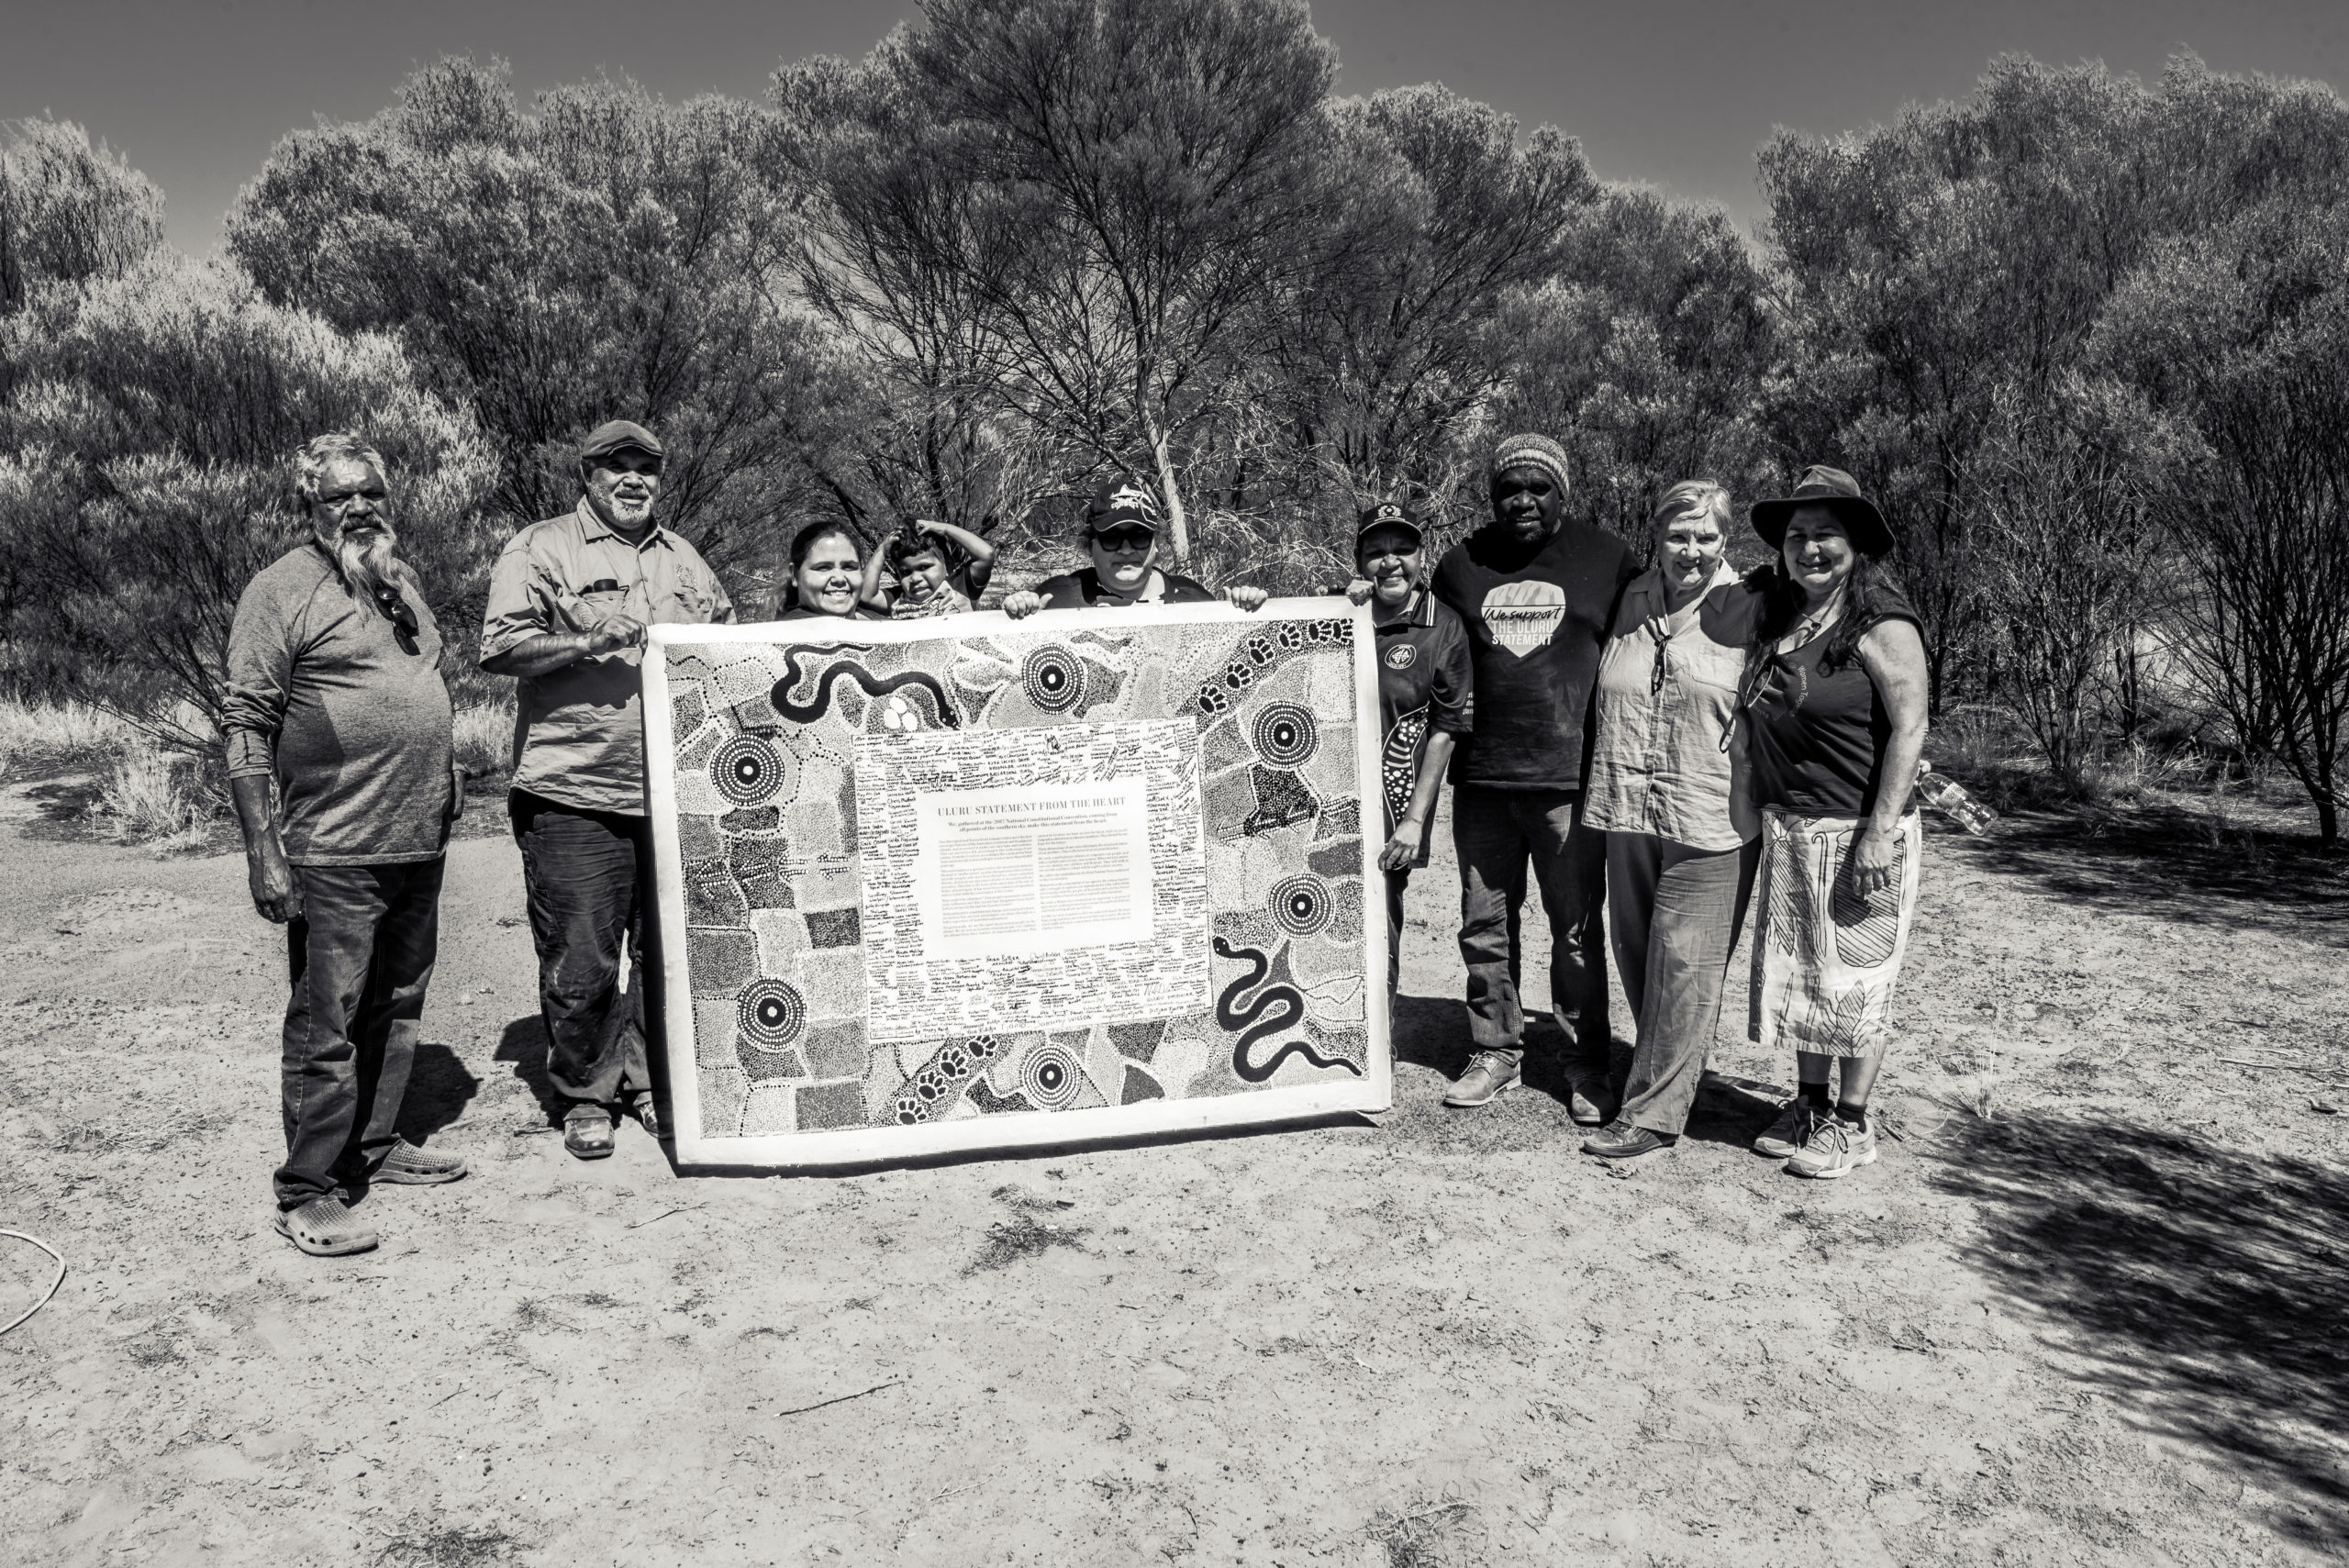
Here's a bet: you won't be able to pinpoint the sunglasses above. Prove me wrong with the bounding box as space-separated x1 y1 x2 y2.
1089 524 1156 553
372 583 422 657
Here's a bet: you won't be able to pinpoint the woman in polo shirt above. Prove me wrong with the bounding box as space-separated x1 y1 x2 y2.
1002 479 1228 615
1351 502 1474 995
1579 480 1765 1162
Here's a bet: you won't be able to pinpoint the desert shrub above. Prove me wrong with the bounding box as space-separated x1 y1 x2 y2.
96 740 216 845
0 255 499 748
452 700 515 778
0 695 140 767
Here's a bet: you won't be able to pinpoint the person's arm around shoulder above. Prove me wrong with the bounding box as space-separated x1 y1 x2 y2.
479 528 640 679
221 572 302 923
1852 617 1930 894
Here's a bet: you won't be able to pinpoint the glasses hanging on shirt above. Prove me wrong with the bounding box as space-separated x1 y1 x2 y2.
372 584 422 656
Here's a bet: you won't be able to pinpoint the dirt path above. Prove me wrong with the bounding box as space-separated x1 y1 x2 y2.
2 784 2344 1566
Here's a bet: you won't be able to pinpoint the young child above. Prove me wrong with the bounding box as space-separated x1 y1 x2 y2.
860 517 995 618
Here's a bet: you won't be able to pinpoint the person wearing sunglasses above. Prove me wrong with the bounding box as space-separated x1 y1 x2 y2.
1002 479 1253 616
222 433 470 1257
1577 480 1765 1161
480 419 735 1160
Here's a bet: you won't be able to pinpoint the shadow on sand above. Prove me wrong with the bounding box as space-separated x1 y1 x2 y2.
1942 802 2348 938
394 1041 483 1146
1929 1110 2349 1547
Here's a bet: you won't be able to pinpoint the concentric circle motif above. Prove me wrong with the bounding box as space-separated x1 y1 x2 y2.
1021 645 1085 713
711 734 785 806
1018 1040 1085 1111
1270 873 1333 937
1252 703 1319 768
736 978 807 1051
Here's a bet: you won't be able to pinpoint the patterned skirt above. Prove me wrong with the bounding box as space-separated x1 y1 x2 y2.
1748 806 1922 1058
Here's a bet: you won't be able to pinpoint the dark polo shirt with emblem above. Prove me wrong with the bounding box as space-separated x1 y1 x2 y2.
1431 519 1635 792
1369 589 1474 864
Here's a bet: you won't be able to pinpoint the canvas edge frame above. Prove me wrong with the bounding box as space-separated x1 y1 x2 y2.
642 598 1393 1172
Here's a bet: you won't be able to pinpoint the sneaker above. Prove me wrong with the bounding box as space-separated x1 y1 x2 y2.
1753 1100 1820 1159
1581 1118 1672 1160
1787 1116 1878 1179
1443 1051 1521 1108
374 1139 468 1185
273 1195 379 1257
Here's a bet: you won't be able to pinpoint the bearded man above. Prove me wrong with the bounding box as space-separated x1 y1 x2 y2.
480 420 733 1159
224 432 469 1258
1430 433 1637 1118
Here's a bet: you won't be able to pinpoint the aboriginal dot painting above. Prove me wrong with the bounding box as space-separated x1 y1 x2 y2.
645 601 1391 1164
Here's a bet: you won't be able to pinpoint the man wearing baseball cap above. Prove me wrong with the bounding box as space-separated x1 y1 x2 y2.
1352 501 1474 996
480 419 734 1158
1002 477 1220 613
1429 434 1637 1117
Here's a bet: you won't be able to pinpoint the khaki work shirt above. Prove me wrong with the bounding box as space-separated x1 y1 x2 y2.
1585 562 1760 851
481 500 733 816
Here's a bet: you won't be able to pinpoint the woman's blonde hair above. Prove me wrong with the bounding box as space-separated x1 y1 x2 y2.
1652 479 1731 534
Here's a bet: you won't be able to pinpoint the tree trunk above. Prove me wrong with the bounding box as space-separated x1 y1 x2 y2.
1144 414 1191 563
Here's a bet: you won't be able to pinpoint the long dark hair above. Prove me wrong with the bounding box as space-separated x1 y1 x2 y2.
1742 550 1913 687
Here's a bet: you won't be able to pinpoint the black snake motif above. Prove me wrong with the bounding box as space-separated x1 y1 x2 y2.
1213 935 1361 1083
770 645 959 728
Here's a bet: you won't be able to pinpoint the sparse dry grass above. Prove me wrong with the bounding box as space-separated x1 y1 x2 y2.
452 700 514 778
0 696 141 768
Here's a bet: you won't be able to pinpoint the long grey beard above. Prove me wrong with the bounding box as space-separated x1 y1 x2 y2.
328 525 412 604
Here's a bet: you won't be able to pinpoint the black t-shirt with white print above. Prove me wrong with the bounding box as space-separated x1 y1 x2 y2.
1431 519 1636 791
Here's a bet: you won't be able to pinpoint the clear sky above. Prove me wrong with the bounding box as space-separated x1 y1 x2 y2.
7 0 2346 254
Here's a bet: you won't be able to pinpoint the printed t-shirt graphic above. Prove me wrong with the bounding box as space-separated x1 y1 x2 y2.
1479 579 1568 656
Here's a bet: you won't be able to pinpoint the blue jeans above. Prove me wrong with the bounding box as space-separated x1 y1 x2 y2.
511 790 655 1112
1452 784 1609 1064
277 858 445 1207
1606 831 1760 1135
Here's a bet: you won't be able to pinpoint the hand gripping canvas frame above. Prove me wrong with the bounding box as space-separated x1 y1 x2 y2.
644 599 1392 1169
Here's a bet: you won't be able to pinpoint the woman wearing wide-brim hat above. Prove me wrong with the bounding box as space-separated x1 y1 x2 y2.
1737 465 1930 1179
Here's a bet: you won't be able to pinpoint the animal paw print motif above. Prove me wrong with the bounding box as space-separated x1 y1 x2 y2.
1243 633 1276 667
1197 684 1232 717
893 1033 1004 1124
1221 658 1255 692
877 693 925 733
1276 622 1307 651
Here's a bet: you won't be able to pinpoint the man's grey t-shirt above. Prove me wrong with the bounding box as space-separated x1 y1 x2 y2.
222 545 455 866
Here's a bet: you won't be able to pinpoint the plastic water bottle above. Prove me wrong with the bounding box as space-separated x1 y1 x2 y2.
1914 761 1996 837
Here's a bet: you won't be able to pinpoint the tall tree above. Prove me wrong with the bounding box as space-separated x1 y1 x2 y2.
0 117 163 317
2096 199 2349 845
1270 84 1598 514
227 59 840 591
0 256 496 744
772 40 1071 545
896 0 1336 560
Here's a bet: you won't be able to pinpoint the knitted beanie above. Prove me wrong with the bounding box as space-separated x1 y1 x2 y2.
1488 433 1570 497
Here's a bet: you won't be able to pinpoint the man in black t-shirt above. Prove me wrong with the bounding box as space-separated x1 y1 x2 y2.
1430 434 1636 1116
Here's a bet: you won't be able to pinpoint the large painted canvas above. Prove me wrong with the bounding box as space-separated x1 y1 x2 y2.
643 600 1392 1168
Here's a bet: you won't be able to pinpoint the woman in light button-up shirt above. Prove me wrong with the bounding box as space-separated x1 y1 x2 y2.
1577 480 1765 1160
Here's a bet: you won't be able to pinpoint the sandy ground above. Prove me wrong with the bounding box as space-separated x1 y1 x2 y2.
3 778 2346 1567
